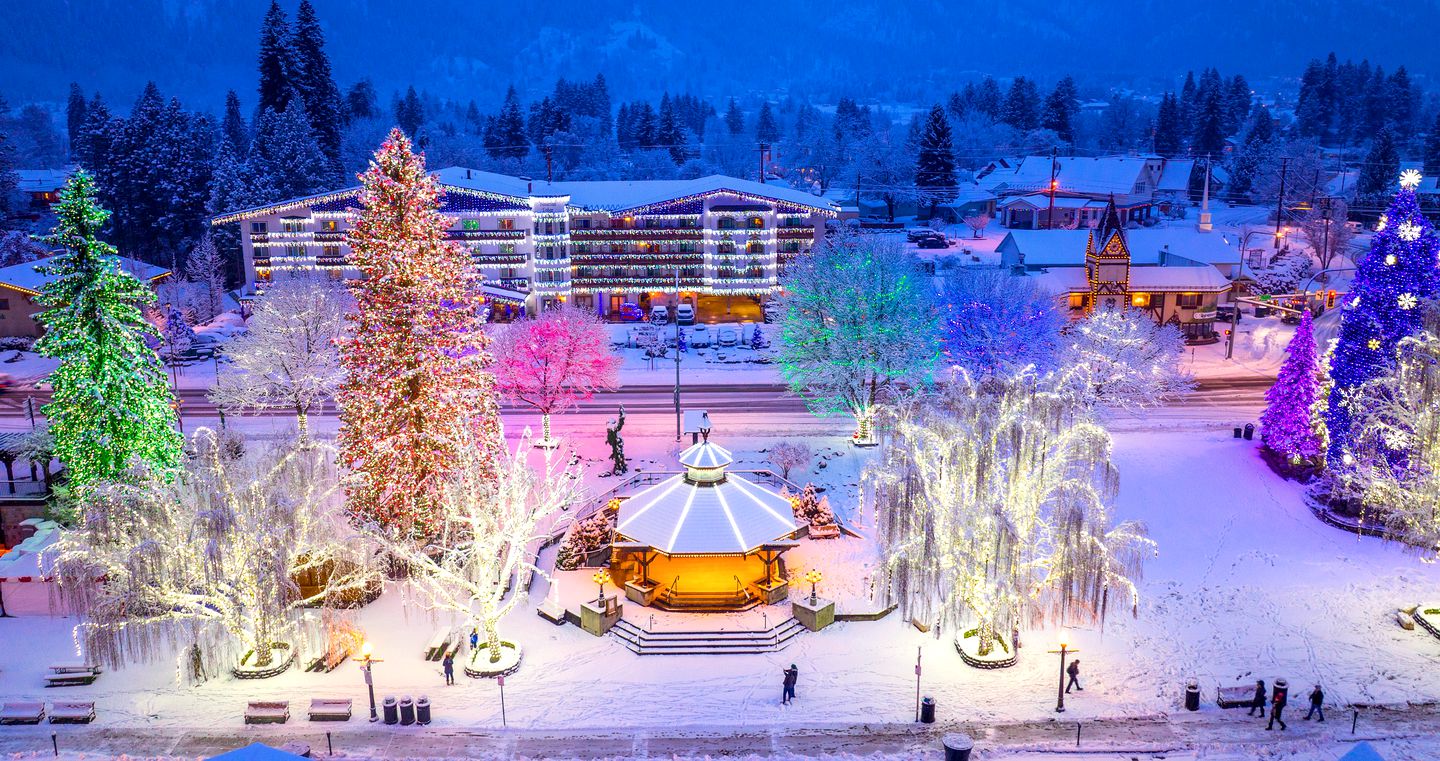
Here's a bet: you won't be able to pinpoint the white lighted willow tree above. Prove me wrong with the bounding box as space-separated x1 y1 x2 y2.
52 429 375 679
370 429 583 674
870 372 1154 657
1054 307 1193 412
1334 304 1440 551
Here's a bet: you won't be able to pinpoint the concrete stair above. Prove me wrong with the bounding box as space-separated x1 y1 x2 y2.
611 616 805 655
653 588 760 613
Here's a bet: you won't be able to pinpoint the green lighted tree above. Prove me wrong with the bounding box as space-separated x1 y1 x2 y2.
34 171 181 489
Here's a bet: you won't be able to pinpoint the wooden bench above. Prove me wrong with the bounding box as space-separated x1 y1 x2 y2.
423 628 452 661
44 663 101 688
48 701 95 724
307 698 352 722
0 702 45 725
244 701 290 724
1216 684 1261 709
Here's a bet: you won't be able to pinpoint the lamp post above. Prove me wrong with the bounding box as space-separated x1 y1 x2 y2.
674 266 682 442
359 641 383 722
1048 635 1077 713
592 570 610 603
805 570 823 605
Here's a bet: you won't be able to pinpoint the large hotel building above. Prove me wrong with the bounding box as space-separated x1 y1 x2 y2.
213 168 838 320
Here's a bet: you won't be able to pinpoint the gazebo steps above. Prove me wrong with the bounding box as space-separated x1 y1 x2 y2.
654 590 759 612
611 617 805 655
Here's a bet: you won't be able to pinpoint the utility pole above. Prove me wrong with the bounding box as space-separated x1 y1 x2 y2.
757 142 770 184
1274 157 1289 249
1197 154 1213 232
543 145 553 183
1046 146 1058 230
674 266 682 442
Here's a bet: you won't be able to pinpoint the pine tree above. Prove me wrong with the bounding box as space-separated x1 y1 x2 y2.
976 77 1002 119
1040 76 1079 144
345 80 378 121
289 0 343 166
634 103 658 149
1358 128 1400 198
1178 71 1198 138
337 129 502 538
657 94 686 165
491 85 528 161
1228 106 1275 198
74 93 114 174
257 1 294 115
1153 93 1183 157
755 101 780 145
724 98 744 136
0 119 16 221
1261 309 1323 466
1425 111 1440 177
250 104 330 201
1192 87 1227 158
1001 77 1039 131
1325 171 1440 463
222 90 249 154
915 105 957 218
395 86 424 139
65 83 87 160
34 171 181 490
1386 67 1416 141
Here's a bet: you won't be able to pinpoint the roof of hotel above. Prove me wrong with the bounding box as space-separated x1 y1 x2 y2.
0 255 169 295
999 228 1241 267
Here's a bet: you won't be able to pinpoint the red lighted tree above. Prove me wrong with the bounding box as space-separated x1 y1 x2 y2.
491 305 622 447
337 129 501 537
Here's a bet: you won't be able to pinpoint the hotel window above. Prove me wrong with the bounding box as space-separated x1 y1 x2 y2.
0 299 9 310
321 245 340 259
250 222 268 234
579 219 591 229
321 219 339 231
718 218 736 230
1068 293 1087 310
499 244 516 255
748 242 764 254
499 218 515 230
1176 293 1202 308
285 245 305 258
281 219 304 233
748 217 765 229
462 219 481 231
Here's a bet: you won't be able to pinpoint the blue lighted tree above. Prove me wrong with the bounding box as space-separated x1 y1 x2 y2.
1325 170 1440 464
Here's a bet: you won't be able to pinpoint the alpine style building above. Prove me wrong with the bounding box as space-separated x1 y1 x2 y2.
212 168 838 320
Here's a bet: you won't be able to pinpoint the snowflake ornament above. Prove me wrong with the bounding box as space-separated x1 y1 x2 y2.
1398 221 1422 242
1385 254 1397 266
1368 338 1382 350
1399 293 1418 310
1399 168 1423 190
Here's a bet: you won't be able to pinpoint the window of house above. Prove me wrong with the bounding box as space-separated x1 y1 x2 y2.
748 242 764 254
250 222 268 234
285 245 305 258
1068 293 1087 310
498 218 514 230
321 219 338 231
281 219 304 232
1176 293 1202 308
462 219 481 230
321 245 340 259
499 244 516 255
0 299 10 310
579 219 591 229
718 218 736 230
748 217 764 229
1130 293 1151 308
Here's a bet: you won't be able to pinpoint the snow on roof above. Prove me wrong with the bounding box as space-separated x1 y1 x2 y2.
544 175 837 214
998 194 1104 210
0 255 169 295
14 169 70 193
1027 264 1229 295
1156 160 1195 192
432 166 538 199
999 229 1241 267
983 156 1152 196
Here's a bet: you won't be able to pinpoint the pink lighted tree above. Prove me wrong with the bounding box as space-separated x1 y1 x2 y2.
1260 309 1324 468
492 305 622 447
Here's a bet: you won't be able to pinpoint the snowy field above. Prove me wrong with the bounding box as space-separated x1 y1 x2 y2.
3 427 1439 758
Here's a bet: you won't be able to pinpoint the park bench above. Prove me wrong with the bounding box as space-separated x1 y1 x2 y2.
243 701 290 724
0 701 45 725
44 663 101 688
48 701 95 724
307 698 352 722
423 627 452 661
1216 684 1261 709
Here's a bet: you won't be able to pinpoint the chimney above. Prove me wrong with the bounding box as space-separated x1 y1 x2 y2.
466 169 472 180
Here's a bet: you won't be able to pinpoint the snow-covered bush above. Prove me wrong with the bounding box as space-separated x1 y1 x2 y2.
784 483 837 532
1253 249 1316 295
557 504 616 570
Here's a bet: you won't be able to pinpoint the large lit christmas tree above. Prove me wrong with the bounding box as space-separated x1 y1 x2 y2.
1325 170 1440 464
337 129 502 538
34 171 181 489
1260 309 1323 467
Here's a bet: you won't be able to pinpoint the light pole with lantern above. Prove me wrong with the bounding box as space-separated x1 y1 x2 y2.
1048 634 1077 713
592 570 611 604
805 569 823 605
359 641 383 722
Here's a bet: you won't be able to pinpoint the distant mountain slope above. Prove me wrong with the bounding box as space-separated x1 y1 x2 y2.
1 0 1432 108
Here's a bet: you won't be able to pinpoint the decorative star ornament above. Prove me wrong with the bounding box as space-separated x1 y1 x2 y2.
1399 168 1423 191
1398 221 1422 242
1385 254 1397 265
1368 338 1382 350
1399 293 1418 310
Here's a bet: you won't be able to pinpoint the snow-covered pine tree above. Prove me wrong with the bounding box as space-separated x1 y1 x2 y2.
337 129 502 538
257 1 294 115
34 171 181 490
289 0 344 172
915 105 957 219
222 90 249 154
249 103 331 201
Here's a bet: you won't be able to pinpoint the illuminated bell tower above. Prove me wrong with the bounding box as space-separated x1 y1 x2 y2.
1085 197 1131 312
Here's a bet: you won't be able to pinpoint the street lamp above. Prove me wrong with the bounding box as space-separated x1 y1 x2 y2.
592 570 611 603
359 641 383 722
1048 633 1077 713
805 569 823 605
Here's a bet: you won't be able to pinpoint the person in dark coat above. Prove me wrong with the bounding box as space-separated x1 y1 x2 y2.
1065 659 1082 693
442 652 455 686
1247 680 1267 718
1267 679 1289 730
470 629 479 652
782 664 798 705
1305 684 1324 722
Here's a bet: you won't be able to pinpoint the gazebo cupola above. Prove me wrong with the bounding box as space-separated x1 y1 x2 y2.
679 436 731 485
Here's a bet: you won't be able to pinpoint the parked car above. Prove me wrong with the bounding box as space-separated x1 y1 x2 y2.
675 303 696 325
1215 304 1243 323
616 302 644 322
649 304 670 323
717 326 739 347
916 234 949 249
689 324 712 348
906 228 937 242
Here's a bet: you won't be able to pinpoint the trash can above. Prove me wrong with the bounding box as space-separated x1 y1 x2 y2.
398 695 415 725
1233 426 1243 439
1243 423 1255 441
382 696 398 725
920 696 936 724
1185 679 1201 711
941 733 973 761
416 696 431 725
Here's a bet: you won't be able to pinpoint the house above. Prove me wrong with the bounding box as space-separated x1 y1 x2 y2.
984 155 1197 228
0 255 171 338
998 200 1233 342
213 168 838 322
13 170 70 211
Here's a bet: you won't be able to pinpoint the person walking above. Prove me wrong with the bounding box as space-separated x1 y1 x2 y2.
1267 679 1289 730
1247 680 1267 718
782 664 798 705
442 651 455 686
469 629 479 653
1065 659 1082 693
1305 684 1324 722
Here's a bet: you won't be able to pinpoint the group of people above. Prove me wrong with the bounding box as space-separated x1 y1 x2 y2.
1246 679 1325 730
439 629 483 686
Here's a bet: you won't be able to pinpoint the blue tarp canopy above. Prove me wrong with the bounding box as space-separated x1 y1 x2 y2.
207 743 309 761
1339 741 1386 761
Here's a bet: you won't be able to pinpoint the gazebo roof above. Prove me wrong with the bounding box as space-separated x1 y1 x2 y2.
678 440 732 469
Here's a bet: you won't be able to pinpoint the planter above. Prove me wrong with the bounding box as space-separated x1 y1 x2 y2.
624 581 658 606
955 630 1016 670
757 579 789 605
792 597 835 632
1416 605 1440 642
463 640 523 679
233 642 295 679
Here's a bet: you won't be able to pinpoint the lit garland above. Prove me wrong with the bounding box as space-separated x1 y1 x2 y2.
1325 172 1440 465
336 131 504 539
34 171 182 489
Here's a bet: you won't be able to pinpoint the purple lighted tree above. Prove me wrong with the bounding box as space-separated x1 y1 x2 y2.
491 305 622 447
1260 309 1323 466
